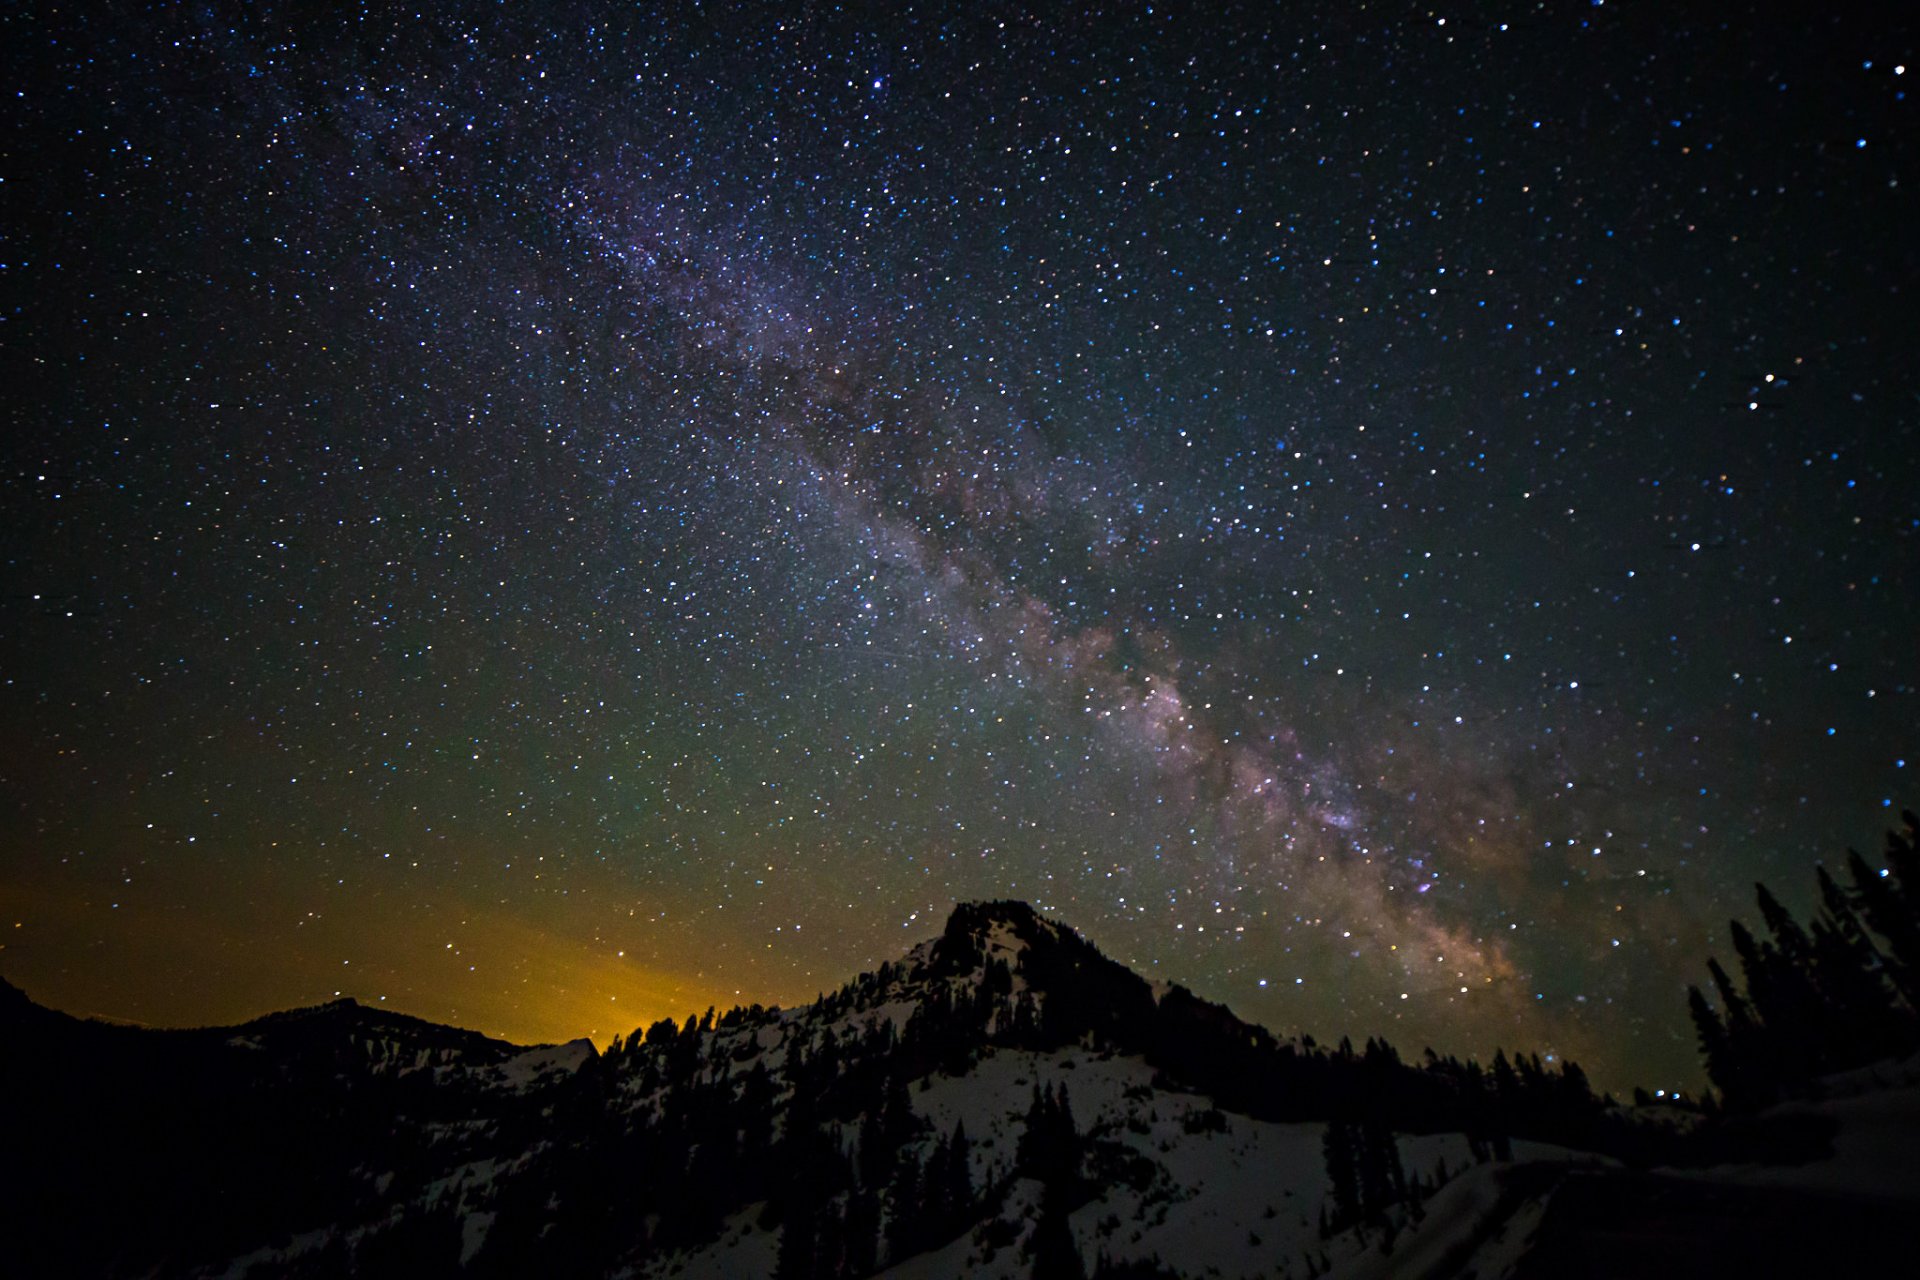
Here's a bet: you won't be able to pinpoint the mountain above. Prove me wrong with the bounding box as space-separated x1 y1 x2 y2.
2 901 1913 1278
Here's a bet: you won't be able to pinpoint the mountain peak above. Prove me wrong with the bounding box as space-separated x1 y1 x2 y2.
925 899 1071 979
950 897 1044 922
943 897 1051 940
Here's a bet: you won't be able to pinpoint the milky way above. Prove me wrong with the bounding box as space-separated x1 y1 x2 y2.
5 2 1915 1090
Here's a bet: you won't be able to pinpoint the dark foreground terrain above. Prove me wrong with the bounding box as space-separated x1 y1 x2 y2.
5 901 1914 1279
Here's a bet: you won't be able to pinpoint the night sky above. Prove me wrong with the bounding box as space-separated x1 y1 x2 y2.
5 1 1915 1093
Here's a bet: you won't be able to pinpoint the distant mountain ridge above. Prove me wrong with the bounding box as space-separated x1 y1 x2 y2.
2 900 1897 1279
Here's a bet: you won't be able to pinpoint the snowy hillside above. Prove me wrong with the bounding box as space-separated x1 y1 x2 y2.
3 901 1908 1279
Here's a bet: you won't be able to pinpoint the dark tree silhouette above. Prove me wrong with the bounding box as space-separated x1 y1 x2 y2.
1320 1122 1359 1230
1688 809 1920 1107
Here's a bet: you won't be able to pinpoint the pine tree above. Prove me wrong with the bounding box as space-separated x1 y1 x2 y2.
933 1119 974 1237
1019 1083 1078 1188
1883 815 1920 991
774 1200 817 1280
1320 1122 1358 1230
1687 986 1734 1096
1707 957 1751 1026
880 1071 919 1153
1850 846 1920 1006
1756 884 1812 964
1687 808 1920 1107
1878 812 1920 893
857 1107 890 1191
740 1061 777 1159
1345 1121 1406 1225
843 1186 880 1277
885 1146 923 1261
1809 868 1906 1056
1817 865 1877 962
819 1196 851 1280
1029 1182 1087 1280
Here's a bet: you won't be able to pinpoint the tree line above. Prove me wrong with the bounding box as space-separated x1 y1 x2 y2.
1688 810 1920 1108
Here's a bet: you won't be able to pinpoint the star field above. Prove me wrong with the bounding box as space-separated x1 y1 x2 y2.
3 1 1915 1091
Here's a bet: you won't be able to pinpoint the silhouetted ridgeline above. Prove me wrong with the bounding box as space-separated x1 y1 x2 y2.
1 882 1894 1278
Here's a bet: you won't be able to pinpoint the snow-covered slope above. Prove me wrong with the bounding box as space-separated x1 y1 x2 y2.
6 901 1892 1280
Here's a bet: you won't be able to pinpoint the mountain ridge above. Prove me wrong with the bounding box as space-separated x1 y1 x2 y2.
5 899 1899 1280
0 900 1326 1081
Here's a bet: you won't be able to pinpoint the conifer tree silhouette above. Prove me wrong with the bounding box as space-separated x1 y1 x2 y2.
1688 809 1920 1105
1320 1122 1358 1230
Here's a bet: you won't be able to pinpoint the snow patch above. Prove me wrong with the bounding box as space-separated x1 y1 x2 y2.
460 1210 495 1266
491 1037 595 1088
